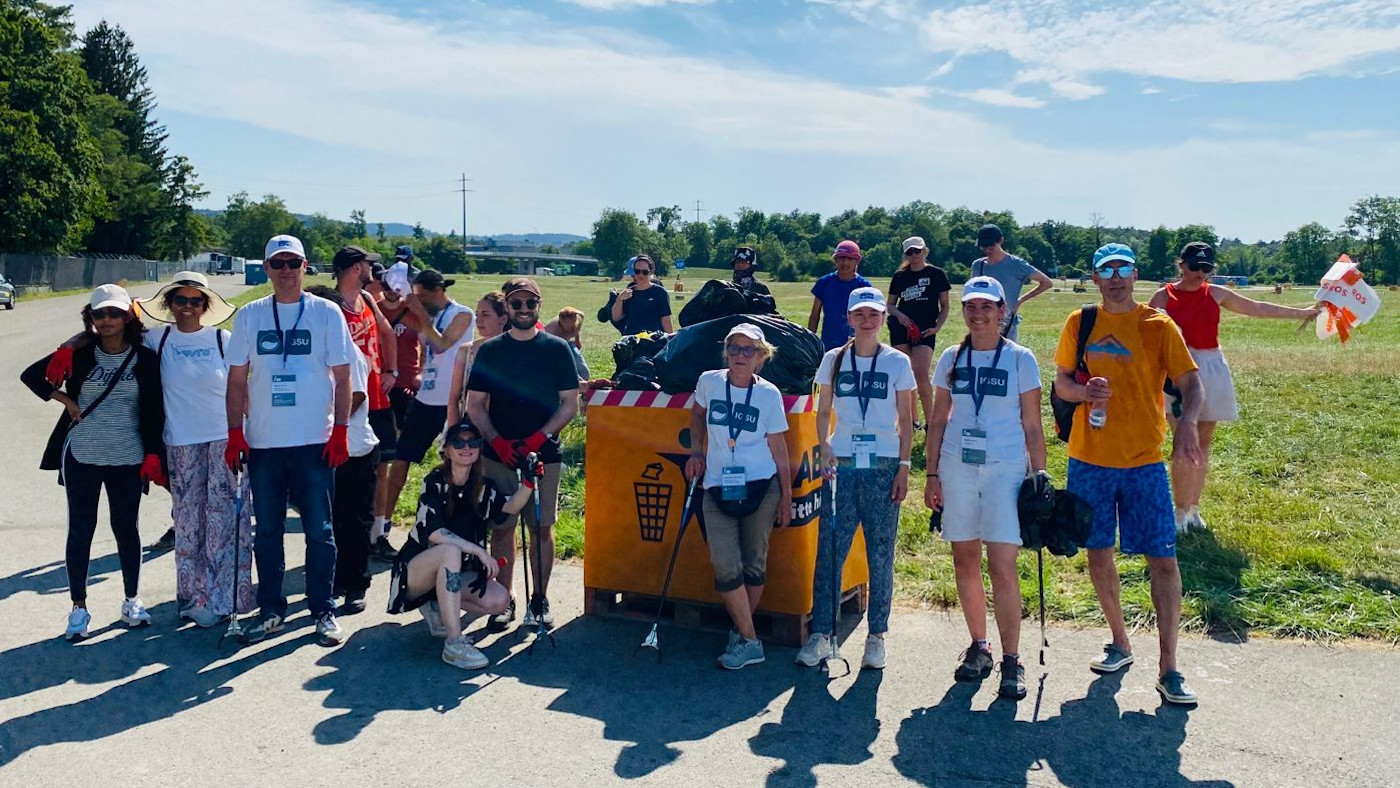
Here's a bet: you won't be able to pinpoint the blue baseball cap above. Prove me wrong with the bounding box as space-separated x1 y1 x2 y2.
846 286 887 313
1093 243 1136 268
961 275 1006 303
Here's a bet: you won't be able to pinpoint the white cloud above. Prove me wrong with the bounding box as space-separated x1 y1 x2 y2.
560 0 711 9
1142 87 1162 95
960 88 1047 108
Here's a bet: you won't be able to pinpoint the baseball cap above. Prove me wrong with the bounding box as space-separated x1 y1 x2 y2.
264 234 306 260
414 268 455 291
332 245 381 273
395 244 414 260
1093 243 1137 268
731 246 757 266
725 323 766 343
977 224 1003 248
370 262 387 280
1180 241 1215 263
444 419 482 444
961 276 1006 303
902 236 927 253
89 283 133 313
833 240 863 261
502 277 542 298
847 286 887 313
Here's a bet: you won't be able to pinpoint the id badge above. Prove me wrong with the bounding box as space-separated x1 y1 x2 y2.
960 427 987 465
271 373 297 407
852 433 877 469
421 365 437 392
721 466 747 501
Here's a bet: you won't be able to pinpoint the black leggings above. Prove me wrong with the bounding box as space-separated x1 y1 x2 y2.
64 451 144 604
333 447 380 594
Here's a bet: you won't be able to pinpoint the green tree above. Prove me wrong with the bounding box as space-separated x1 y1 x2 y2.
348 209 367 239
154 154 208 260
221 192 294 259
1143 226 1172 281
1279 222 1335 284
735 207 766 242
1344 195 1400 284
684 220 712 268
708 214 735 254
412 222 427 241
591 207 647 277
1170 224 1219 260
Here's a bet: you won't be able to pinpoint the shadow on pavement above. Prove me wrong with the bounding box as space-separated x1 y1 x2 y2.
0 550 167 604
748 669 882 788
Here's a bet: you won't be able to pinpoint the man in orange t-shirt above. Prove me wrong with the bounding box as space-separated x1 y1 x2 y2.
1053 243 1204 706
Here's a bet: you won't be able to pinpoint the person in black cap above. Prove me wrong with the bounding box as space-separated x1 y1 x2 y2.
731 246 770 295
971 224 1052 341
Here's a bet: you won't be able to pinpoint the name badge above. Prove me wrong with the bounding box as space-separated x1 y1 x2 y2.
272 373 297 407
961 427 987 465
421 365 437 392
721 465 747 501
852 433 877 469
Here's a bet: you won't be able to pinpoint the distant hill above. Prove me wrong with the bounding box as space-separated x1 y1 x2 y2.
194 210 584 246
485 233 587 246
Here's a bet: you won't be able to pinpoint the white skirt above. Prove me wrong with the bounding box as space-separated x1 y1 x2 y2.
1168 347 1239 423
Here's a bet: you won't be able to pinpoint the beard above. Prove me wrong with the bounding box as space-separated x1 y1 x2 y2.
509 311 536 330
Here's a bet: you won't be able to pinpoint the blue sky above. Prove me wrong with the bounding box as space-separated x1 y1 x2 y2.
73 0 1400 242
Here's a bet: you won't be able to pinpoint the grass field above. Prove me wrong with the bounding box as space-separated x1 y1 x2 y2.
236 267 1400 641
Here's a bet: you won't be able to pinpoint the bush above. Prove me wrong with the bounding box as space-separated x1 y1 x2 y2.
776 261 799 282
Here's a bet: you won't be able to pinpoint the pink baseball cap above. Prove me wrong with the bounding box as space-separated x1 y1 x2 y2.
832 240 862 261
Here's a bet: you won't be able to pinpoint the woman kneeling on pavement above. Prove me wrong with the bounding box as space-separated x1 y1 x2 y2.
924 276 1047 700
389 420 532 670
21 285 167 639
799 287 914 671
686 324 792 670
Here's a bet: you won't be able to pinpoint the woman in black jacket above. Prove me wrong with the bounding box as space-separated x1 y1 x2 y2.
21 285 166 640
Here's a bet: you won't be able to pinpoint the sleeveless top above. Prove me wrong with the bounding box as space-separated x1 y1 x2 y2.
342 296 388 410
1164 282 1220 350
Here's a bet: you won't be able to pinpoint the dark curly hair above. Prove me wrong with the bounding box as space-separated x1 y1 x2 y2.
81 305 145 347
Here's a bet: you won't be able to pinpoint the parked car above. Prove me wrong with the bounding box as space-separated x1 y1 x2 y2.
305 265 320 276
0 274 15 310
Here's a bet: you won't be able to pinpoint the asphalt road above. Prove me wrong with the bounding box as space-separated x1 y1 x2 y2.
0 282 1396 787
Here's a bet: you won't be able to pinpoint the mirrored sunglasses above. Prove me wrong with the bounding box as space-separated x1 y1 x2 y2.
1094 263 1136 279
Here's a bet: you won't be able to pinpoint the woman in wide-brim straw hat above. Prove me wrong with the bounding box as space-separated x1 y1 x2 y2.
138 270 238 327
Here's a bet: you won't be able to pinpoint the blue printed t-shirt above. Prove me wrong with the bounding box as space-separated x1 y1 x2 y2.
811 272 874 350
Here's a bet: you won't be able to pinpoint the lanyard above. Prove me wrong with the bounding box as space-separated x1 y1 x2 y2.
723 374 756 456
425 303 452 363
848 346 879 428
271 295 306 367
966 338 1006 420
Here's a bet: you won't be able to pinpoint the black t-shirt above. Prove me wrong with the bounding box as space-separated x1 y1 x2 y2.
888 266 951 330
398 467 508 565
732 269 771 295
467 331 579 463
618 284 672 334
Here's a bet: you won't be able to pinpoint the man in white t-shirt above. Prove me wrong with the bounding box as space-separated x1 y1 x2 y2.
225 235 355 646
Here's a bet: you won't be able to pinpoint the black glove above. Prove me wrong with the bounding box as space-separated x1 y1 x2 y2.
1033 470 1054 498
464 554 489 598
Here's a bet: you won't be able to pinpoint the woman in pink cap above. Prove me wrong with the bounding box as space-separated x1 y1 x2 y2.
807 240 874 351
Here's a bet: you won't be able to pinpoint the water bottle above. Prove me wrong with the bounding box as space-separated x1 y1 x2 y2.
1089 401 1107 429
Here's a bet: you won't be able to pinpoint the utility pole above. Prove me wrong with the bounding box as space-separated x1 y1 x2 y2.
460 173 471 253
1089 212 1105 248
694 199 703 224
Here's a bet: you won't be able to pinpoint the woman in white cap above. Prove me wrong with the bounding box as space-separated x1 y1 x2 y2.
685 323 792 670
21 285 167 640
924 275 1048 700
798 287 914 671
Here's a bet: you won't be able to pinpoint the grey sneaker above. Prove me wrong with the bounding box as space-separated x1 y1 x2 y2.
954 642 994 681
1156 670 1198 705
1090 643 1135 674
419 601 447 637
442 636 489 670
998 655 1027 700
727 629 741 650
861 635 886 670
316 612 345 645
64 606 91 641
182 605 220 628
243 613 284 643
718 637 765 670
795 632 831 667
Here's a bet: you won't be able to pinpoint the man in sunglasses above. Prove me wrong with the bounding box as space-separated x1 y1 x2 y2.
225 234 357 646
610 254 673 335
466 277 580 630
730 246 770 295
1052 242 1205 706
971 224 1052 341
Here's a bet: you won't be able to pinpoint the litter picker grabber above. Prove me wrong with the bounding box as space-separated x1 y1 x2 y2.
219 471 245 647
1037 548 1048 667
821 474 850 680
635 476 701 661
518 452 555 652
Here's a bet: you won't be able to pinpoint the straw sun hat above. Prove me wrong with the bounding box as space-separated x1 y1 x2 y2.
138 270 238 326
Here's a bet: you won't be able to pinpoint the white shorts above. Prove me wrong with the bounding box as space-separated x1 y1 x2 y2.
1168 347 1239 423
937 457 1026 545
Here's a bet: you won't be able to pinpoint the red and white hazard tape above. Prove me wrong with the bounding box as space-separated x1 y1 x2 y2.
586 388 813 413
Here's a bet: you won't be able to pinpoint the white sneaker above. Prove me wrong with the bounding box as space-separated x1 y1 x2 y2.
65 607 91 640
1187 506 1208 532
795 632 831 667
419 601 447 637
442 636 489 670
121 597 151 627
861 634 886 670
1174 508 1191 535
183 606 220 628
315 612 345 645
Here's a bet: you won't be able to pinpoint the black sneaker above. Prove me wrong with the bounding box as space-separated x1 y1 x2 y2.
370 536 399 561
954 642 994 682
529 595 555 628
340 588 367 616
148 527 176 552
486 596 516 633
998 655 1027 700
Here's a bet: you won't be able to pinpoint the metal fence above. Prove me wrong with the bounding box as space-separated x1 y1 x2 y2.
0 253 184 293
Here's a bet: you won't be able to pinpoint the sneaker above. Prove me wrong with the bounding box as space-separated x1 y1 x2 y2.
65 607 91 641
1187 506 1208 532
861 635 886 670
795 632 831 667
148 527 176 551
442 636 489 670
999 655 1027 700
371 536 399 561
954 642 994 681
121 596 152 627
243 613 284 643
182 605 220 628
529 595 554 628
718 637 765 670
340 589 367 616
727 629 741 650
1156 670 1198 705
316 612 345 645
1089 643 1135 674
419 601 447 637
487 597 516 633
1174 508 1191 535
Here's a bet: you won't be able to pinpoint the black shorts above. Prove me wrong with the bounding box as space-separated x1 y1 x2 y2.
368 407 398 462
888 317 938 349
396 401 447 464
388 387 416 432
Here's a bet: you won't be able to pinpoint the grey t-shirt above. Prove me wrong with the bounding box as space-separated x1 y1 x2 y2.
972 254 1040 331
70 347 144 466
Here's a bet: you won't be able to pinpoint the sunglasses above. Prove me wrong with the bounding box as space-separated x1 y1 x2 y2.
508 298 540 310
903 248 923 257
726 344 759 358
633 268 652 275
170 295 207 308
1094 263 1136 279
447 436 483 450
91 307 127 321
265 257 303 270
1186 261 1215 273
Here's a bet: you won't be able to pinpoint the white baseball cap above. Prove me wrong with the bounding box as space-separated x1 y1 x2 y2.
264 234 306 260
901 236 927 252
89 283 132 312
725 323 766 343
961 276 1006 303
847 286 887 313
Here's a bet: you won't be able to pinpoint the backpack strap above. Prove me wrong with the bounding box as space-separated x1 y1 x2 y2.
1074 305 1098 376
157 326 172 357
216 328 225 359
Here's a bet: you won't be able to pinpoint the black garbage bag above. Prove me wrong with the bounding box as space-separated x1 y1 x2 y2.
610 331 671 380
615 357 661 391
652 314 823 395
678 279 779 327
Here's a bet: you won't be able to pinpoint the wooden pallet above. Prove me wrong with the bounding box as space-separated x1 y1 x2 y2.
584 584 867 648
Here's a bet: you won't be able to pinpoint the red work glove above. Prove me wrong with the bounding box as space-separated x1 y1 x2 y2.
520 459 545 489
520 430 549 454
46 346 75 387
323 424 350 468
490 436 518 466
139 454 167 487
225 428 250 473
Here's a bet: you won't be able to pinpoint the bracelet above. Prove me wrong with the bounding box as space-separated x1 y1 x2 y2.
926 472 939 478
898 460 911 467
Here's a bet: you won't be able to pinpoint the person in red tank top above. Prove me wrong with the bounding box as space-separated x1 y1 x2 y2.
1149 241 1320 533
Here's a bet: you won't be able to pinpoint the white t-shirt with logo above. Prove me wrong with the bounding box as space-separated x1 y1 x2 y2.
143 326 230 447
416 301 474 407
226 293 356 449
933 339 1041 464
694 369 788 489
347 346 379 458
816 344 916 458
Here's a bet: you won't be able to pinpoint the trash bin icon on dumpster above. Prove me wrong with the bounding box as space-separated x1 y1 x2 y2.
634 462 673 543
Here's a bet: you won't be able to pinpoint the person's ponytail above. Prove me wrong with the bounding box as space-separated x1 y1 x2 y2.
946 334 973 388
830 337 856 388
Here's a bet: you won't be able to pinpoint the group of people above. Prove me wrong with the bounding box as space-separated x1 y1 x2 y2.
23 228 1318 705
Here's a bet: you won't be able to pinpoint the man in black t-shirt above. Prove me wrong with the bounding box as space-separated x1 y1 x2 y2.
610 254 673 334
466 277 580 630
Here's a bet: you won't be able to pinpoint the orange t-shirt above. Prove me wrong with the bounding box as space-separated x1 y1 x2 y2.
1053 303 1198 468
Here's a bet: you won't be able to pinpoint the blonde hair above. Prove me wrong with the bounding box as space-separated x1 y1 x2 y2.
724 335 777 370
